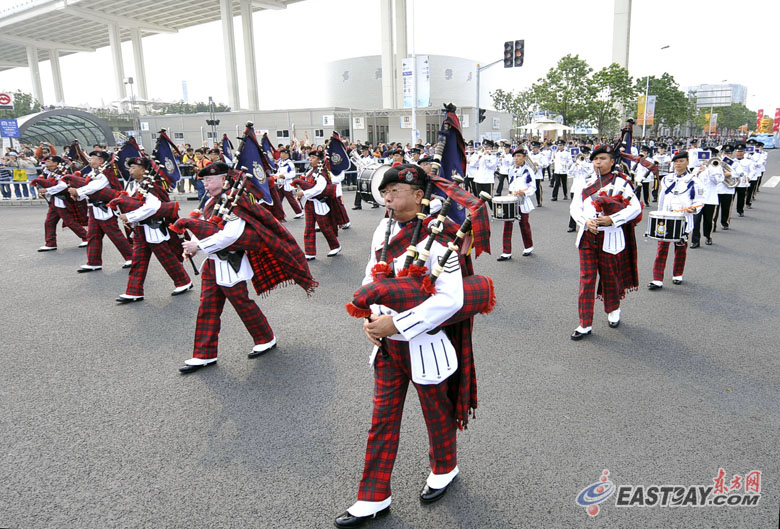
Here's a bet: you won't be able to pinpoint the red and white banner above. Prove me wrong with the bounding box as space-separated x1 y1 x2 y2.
773 108 780 133
756 109 763 131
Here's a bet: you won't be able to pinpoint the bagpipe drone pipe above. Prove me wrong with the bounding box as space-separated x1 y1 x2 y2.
345 105 495 326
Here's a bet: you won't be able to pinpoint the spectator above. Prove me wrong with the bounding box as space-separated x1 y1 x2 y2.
0 156 12 199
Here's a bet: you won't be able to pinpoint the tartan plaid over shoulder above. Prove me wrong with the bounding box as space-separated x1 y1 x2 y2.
233 196 317 296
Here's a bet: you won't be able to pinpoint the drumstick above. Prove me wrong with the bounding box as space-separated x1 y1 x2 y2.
673 204 703 213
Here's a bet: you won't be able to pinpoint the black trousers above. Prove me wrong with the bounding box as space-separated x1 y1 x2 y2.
717 193 733 227
552 173 568 199
495 173 509 196
746 180 757 205
534 179 543 206
474 182 492 200
691 204 715 244
735 187 747 214
635 182 651 205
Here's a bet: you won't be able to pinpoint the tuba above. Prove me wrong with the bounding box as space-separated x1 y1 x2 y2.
719 156 739 188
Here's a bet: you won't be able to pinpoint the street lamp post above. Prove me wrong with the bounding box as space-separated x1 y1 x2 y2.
641 45 670 138
124 77 140 141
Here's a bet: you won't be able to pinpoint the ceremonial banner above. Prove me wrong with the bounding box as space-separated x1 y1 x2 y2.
637 96 646 126
756 109 763 131
237 124 274 205
402 56 431 109
774 109 780 133
645 95 657 125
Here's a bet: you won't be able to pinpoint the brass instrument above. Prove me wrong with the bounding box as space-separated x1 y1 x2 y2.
524 156 538 174
720 156 739 188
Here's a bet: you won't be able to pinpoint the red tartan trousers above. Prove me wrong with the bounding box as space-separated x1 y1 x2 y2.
86 212 133 266
280 188 303 215
125 227 190 296
303 202 339 256
192 259 274 359
501 212 533 254
652 240 687 281
578 231 621 328
357 338 457 502
44 204 87 246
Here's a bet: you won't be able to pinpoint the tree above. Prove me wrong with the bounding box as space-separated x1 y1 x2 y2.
155 100 231 114
714 103 757 132
0 91 41 119
588 63 637 136
530 54 593 126
634 73 689 135
490 87 537 130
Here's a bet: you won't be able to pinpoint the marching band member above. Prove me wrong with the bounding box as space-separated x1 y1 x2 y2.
116 157 192 303
551 140 572 201
497 148 536 261
178 163 317 374
632 145 653 206
745 140 761 208
569 145 641 340
567 146 594 232
652 143 672 203
335 164 477 528
714 144 736 231
275 148 304 219
690 147 722 247
648 151 703 290
494 143 513 196
687 139 703 170
543 141 555 188
466 144 479 195
528 141 549 207
295 151 341 260
34 155 89 251
473 140 497 198
732 143 754 218
751 140 768 197
68 151 133 272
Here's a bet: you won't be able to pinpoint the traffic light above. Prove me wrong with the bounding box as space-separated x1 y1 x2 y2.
479 108 486 123
504 41 513 68
514 40 524 67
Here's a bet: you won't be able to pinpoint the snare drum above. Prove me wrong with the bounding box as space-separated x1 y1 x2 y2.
491 196 520 221
646 211 687 241
357 165 389 206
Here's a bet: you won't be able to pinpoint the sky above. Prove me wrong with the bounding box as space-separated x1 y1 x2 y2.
0 0 778 113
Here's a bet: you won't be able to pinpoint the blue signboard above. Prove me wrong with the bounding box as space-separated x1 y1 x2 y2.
697 151 711 161
0 119 20 138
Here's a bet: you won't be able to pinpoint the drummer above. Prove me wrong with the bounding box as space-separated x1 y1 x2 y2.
497 148 536 261
648 151 703 290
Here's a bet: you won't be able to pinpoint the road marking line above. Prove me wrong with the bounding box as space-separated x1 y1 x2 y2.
762 176 780 188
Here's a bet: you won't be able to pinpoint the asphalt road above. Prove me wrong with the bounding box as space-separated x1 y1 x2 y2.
1 155 779 529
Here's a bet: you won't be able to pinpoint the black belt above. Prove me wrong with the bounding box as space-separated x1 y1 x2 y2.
140 218 168 236
215 250 244 273
89 199 109 213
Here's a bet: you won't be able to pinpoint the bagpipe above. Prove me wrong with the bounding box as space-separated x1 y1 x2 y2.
345 104 495 326
169 168 251 244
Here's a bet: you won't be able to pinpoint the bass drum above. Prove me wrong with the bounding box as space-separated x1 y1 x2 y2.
357 164 389 206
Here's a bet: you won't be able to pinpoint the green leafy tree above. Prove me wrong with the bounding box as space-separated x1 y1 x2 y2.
713 103 757 132
155 100 231 114
0 91 42 119
490 87 537 129
634 73 689 135
588 63 637 136
530 54 593 126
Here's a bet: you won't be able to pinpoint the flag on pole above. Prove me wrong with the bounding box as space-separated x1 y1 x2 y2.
153 130 182 184
260 132 278 171
326 131 350 175
116 137 142 181
435 105 468 225
222 134 234 165
237 124 274 205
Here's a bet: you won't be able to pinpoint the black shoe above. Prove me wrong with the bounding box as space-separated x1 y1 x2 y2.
550 197 558 201
722 226 729 230
647 283 662 291
738 212 744 217
371 204 380 208
705 238 712 245
178 360 217 374
334 506 390 528
690 242 700 248
351 206 362 210
420 476 457 504
672 279 682 285
116 295 144 304
570 329 592 341
747 204 752 209
496 255 512 262
567 227 576 233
